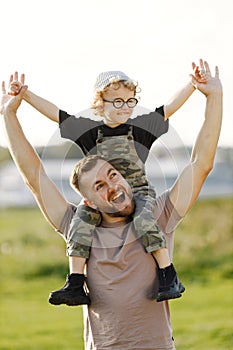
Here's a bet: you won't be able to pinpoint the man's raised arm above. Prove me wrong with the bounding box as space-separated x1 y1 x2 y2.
0 79 69 229
169 59 223 217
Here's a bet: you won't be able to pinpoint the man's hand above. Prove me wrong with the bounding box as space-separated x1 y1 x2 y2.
190 59 222 97
0 73 27 115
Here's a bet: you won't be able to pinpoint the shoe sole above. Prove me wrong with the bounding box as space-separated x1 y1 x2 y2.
48 295 91 306
156 282 185 302
156 292 182 302
49 299 90 306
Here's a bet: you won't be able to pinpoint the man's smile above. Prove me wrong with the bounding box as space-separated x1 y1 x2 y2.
109 191 126 204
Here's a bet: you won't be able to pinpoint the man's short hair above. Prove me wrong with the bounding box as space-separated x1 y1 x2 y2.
70 155 106 194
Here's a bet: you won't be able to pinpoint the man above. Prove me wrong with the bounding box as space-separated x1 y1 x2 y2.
1 60 222 349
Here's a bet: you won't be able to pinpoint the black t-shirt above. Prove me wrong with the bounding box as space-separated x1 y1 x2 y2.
59 106 168 163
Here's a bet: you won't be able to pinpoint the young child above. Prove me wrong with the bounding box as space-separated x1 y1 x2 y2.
10 66 204 305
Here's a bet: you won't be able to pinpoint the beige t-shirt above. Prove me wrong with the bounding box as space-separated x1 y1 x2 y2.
59 191 182 350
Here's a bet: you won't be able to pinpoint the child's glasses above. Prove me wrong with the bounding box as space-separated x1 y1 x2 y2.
103 97 138 109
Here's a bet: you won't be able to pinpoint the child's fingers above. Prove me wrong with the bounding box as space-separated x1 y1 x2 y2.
9 81 23 96
191 62 196 70
18 85 28 97
189 74 198 88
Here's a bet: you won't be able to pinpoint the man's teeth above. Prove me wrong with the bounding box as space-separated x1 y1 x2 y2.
111 191 124 202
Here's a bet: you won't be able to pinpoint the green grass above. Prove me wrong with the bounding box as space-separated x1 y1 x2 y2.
0 198 232 349
171 279 232 350
0 280 84 350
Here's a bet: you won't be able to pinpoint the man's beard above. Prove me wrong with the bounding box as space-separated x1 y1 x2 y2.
104 203 134 218
105 210 128 218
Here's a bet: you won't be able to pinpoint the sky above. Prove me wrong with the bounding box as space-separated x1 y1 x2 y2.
0 0 232 149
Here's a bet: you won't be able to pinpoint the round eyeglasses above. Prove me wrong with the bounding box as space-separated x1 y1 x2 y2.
103 97 138 109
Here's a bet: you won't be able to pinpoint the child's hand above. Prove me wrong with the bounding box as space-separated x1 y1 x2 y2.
191 59 208 84
8 71 25 96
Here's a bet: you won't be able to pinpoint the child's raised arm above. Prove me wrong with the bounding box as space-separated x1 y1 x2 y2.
9 72 59 123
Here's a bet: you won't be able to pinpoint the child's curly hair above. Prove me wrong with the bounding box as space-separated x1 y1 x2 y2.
91 80 140 117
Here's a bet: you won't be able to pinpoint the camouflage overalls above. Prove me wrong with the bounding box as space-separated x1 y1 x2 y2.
67 126 167 258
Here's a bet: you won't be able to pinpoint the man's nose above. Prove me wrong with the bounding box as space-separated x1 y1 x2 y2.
107 182 118 192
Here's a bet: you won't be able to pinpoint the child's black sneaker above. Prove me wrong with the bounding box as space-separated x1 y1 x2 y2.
156 264 184 302
48 273 91 306
178 279 185 294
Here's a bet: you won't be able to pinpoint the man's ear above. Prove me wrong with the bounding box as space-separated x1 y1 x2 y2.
83 199 98 210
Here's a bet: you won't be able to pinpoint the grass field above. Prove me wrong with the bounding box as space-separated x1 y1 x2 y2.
0 197 232 349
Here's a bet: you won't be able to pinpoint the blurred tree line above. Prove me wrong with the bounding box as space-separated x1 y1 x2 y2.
0 141 83 165
1 143 233 165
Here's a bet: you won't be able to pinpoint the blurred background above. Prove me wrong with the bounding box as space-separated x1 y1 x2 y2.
0 0 232 349
0 135 233 208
